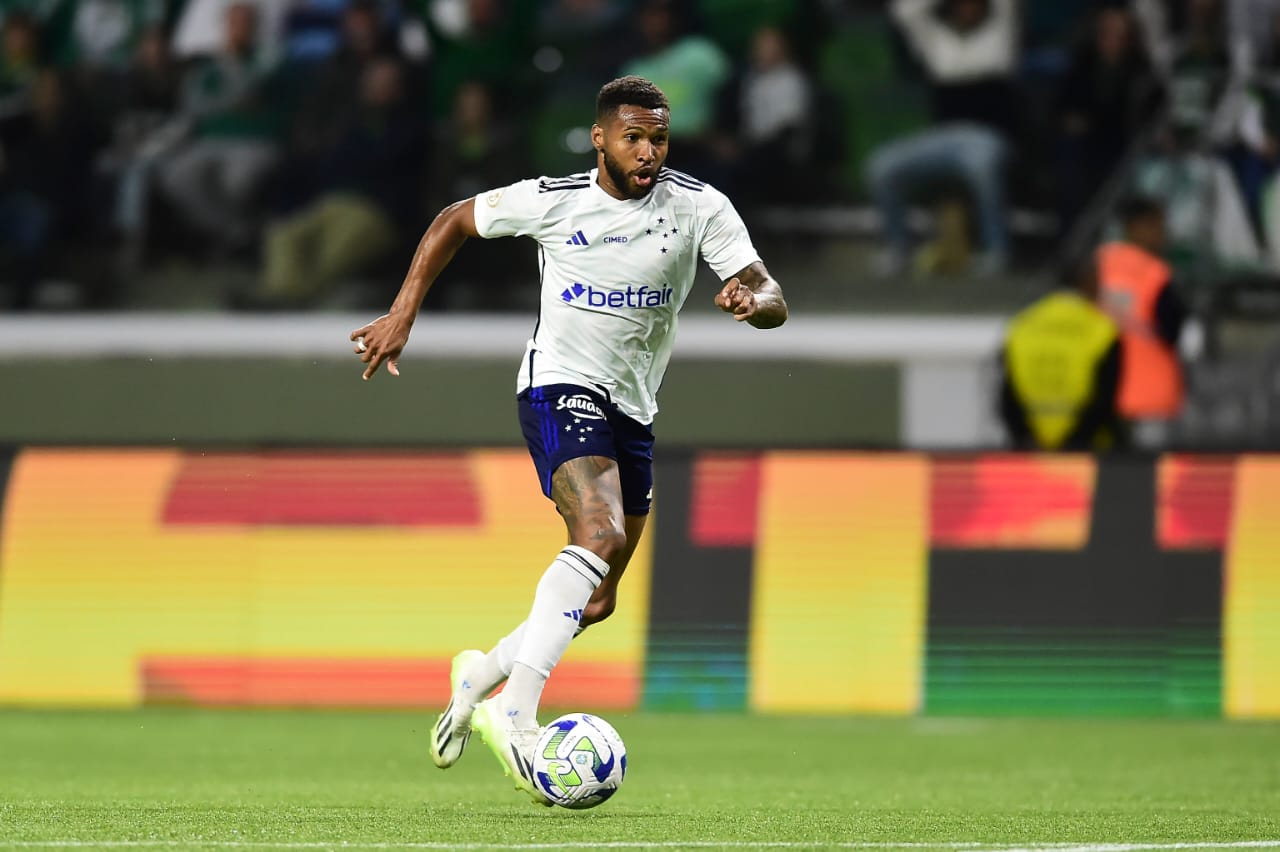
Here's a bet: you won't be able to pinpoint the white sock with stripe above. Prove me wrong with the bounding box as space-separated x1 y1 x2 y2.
455 622 527 713
457 612 594 713
502 545 609 729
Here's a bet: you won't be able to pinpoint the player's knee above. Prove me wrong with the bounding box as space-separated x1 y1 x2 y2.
573 526 627 566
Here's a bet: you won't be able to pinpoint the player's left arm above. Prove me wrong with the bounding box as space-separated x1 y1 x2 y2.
714 261 788 328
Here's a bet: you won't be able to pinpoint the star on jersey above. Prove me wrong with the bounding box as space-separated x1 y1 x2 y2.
648 213 682 255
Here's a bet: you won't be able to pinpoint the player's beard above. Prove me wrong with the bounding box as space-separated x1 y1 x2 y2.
602 148 654 200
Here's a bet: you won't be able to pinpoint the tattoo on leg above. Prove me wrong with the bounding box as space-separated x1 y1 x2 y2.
551 456 623 544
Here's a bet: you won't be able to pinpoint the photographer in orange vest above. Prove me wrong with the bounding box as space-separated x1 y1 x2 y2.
1095 197 1188 432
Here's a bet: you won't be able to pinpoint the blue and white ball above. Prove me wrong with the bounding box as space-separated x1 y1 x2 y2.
531 713 627 809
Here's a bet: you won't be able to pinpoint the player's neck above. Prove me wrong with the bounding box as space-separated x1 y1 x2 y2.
595 172 630 201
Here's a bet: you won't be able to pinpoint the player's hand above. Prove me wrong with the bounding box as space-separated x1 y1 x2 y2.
715 277 756 322
350 313 411 380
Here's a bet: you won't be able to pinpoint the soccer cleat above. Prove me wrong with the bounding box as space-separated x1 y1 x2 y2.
471 698 553 807
429 649 485 769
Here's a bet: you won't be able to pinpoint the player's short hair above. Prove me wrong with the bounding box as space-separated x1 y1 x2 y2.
596 76 670 122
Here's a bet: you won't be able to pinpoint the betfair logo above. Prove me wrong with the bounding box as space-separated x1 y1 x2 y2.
560 282 674 308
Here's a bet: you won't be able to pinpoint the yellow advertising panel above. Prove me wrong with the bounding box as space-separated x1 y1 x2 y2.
750 453 928 714
0 449 649 707
1224 456 1280 718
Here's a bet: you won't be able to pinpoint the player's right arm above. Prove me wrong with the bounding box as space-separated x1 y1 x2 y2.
350 198 480 380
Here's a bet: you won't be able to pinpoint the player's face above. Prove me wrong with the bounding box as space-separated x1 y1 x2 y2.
594 106 670 200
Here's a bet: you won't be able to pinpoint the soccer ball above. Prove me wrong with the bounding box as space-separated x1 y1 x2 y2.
531 713 627 809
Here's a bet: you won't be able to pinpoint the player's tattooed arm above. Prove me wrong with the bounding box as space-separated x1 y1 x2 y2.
714 261 788 329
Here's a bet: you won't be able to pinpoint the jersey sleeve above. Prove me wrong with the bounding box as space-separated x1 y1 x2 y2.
472 178 546 239
698 188 761 281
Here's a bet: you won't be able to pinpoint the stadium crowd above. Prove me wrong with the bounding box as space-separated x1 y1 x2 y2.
0 0 1277 310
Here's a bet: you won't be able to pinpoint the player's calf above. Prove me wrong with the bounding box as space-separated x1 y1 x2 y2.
579 589 617 627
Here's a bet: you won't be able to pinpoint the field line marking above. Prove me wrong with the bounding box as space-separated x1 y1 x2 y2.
970 845 1280 852
2 842 1280 850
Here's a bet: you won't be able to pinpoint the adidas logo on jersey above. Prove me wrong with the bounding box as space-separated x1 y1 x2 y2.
565 230 589 246
561 282 674 308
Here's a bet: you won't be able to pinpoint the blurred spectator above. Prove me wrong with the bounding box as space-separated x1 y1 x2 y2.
281 0 365 62
391 0 432 64
425 0 534 118
619 0 731 179
290 0 397 163
173 0 288 62
274 0 403 213
155 0 282 255
425 77 530 308
1127 1 1263 269
999 255 1123 451
1223 11 1280 241
254 57 427 307
1129 0 1175 78
429 79 520 206
864 0 1020 277
1056 6 1162 231
1133 122 1262 267
108 24 184 268
1226 0 1280 73
0 69 104 309
713 25 817 204
63 0 165 71
0 12 40 119
1096 197 1188 440
110 23 182 125
1166 0 1233 131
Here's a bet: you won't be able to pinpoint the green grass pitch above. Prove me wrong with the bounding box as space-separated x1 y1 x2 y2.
0 709 1277 850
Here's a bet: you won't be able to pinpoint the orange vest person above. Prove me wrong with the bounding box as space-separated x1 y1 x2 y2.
1096 197 1187 420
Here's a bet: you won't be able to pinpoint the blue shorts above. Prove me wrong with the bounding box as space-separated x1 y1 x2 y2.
517 384 655 516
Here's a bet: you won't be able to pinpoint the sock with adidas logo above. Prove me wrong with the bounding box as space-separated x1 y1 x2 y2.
503 545 610 728
462 615 590 712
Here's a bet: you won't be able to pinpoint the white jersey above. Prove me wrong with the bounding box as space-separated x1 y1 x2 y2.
472 167 760 425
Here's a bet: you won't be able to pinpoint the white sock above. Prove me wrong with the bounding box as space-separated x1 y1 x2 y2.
456 614 590 711
456 622 527 710
502 545 609 728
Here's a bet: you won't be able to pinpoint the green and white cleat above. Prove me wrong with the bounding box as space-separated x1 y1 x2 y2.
429 649 485 769
471 697 553 807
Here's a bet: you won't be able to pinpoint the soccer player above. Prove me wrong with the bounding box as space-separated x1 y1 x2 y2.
349 75 787 805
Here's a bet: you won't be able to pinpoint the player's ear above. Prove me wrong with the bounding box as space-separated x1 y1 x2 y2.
591 123 604 152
